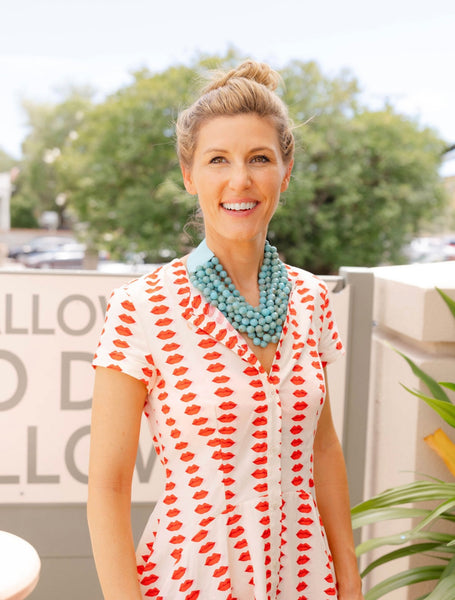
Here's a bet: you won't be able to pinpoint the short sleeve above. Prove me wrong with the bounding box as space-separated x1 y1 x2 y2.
318 284 344 367
92 285 156 390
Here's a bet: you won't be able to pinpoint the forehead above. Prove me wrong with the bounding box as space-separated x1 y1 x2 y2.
195 114 280 152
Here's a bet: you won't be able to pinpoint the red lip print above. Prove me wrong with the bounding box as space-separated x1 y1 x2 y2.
198 427 216 436
180 452 195 461
293 390 308 399
291 450 302 460
255 501 269 512
251 442 268 453
214 388 233 398
120 300 136 311
221 477 235 486
219 426 236 435
195 503 212 514
213 566 229 577
151 305 169 315
192 417 207 426
297 542 312 551
218 464 234 474
140 574 159 585
217 579 231 591
253 456 267 466
166 354 183 364
185 405 201 416
218 413 236 424
199 516 215 527
170 429 181 439
226 336 236 349
252 469 267 479
207 438 221 447
252 391 266 401
160 339 178 350
292 476 304 486
239 551 251 562
291 438 303 447
109 350 125 361
113 339 129 348
173 366 188 376
243 366 259 376
215 329 227 341
167 520 183 531
219 401 236 410
290 425 303 435
179 579 194 592
254 483 268 493
212 375 230 384
166 417 176 426
155 317 173 327
226 514 242 526
189 477 203 487
203 351 222 361
119 313 136 325
292 463 303 472
205 553 221 566
180 393 196 402
297 554 310 565
207 363 225 373
253 406 267 416
175 379 192 390
170 534 185 544
171 548 183 561
193 490 208 500
252 430 267 439
199 542 215 553
171 566 186 579
252 416 267 427
115 324 133 336
167 508 180 518
220 438 234 448
142 367 154 377
261 528 271 539
186 464 199 474
184 590 200 600
298 517 314 526
297 529 311 539
205 321 216 334
191 529 208 542
198 338 216 349
174 442 188 450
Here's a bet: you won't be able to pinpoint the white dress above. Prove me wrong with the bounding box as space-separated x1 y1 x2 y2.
93 258 344 600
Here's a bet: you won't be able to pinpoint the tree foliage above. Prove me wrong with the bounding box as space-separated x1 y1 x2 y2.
16 51 448 272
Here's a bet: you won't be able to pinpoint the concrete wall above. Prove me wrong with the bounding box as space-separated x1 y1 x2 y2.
363 262 455 599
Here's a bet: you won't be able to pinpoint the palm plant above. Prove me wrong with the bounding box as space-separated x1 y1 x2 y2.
351 288 455 600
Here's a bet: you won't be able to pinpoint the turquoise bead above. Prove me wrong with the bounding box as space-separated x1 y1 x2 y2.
189 240 291 347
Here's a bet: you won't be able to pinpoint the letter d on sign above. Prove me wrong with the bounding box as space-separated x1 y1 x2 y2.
61 352 93 410
0 350 27 410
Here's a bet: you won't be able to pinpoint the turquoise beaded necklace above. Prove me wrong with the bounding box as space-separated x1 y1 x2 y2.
187 239 291 348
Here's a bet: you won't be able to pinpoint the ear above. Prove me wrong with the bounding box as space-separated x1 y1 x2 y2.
181 163 197 195
280 159 294 193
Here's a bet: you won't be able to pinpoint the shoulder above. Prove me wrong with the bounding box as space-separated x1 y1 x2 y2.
110 260 180 301
285 264 329 295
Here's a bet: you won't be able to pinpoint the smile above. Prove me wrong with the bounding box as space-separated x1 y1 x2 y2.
221 202 258 211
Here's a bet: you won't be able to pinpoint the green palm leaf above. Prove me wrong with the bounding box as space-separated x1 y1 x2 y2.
365 565 445 600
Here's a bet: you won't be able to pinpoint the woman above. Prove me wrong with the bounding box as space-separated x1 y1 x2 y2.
88 60 364 600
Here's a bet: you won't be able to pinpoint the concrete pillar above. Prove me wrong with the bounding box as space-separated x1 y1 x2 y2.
363 262 455 599
0 173 12 232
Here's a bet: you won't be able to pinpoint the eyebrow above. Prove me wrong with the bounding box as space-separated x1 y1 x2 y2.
202 146 276 155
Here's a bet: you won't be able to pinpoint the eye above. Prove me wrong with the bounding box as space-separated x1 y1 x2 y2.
251 155 270 163
209 156 226 164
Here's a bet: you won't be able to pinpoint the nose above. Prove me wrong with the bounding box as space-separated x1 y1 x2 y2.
228 163 251 191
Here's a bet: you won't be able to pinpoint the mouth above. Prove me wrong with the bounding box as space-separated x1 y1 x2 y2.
221 201 258 212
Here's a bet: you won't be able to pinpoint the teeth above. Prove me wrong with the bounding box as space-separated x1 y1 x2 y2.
222 202 257 211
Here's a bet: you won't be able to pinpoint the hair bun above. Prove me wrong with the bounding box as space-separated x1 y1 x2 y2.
203 60 281 93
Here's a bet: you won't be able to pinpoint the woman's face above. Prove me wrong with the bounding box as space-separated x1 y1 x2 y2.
181 114 293 247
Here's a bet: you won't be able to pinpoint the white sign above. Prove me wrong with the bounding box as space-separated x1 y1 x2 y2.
0 270 164 503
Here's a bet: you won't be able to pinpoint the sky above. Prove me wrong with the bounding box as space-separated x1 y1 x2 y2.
1 0 454 172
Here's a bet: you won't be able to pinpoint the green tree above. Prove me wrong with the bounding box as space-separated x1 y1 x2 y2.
271 61 446 273
40 52 447 270
11 87 93 228
0 147 18 172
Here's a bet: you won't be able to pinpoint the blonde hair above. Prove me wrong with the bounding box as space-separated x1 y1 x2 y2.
176 60 294 167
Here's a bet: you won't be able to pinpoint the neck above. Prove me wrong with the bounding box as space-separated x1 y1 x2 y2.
205 234 266 304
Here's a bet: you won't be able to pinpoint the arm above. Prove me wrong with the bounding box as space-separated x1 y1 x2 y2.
87 366 147 600
313 370 364 600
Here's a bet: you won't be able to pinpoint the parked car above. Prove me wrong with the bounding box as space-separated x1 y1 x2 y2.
9 235 77 260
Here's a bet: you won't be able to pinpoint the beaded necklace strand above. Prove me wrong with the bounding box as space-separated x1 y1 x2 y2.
187 239 291 347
